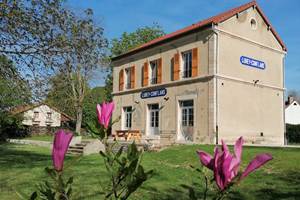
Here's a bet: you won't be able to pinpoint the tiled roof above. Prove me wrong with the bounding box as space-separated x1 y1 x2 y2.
112 1 286 61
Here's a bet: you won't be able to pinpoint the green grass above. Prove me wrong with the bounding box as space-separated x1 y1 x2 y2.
0 143 300 199
23 135 94 142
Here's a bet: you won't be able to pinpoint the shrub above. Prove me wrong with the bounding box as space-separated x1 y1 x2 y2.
0 113 29 141
286 124 300 144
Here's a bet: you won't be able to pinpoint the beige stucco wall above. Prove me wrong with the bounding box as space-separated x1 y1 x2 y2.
216 7 285 145
112 79 212 144
218 7 283 50
23 105 61 127
112 30 215 144
111 6 286 146
112 30 213 93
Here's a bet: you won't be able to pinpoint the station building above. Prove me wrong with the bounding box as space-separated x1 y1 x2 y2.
111 1 287 146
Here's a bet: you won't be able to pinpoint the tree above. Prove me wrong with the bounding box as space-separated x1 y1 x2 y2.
0 55 31 112
53 9 108 134
0 0 72 99
287 90 300 102
45 73 76 118
0 55 31 140
104 24 165 101
83 86 105 126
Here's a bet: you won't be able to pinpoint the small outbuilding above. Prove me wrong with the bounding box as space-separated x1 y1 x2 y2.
285 96 300 125
11 103 73 134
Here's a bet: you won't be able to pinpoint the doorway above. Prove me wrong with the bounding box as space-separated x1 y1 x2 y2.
147 104 159 136
178 100 194 141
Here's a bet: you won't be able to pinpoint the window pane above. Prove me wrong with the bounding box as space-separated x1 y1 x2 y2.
124 106 132 128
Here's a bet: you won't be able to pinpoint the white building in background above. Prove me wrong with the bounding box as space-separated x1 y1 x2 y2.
285 96 300 125
12 103 73 127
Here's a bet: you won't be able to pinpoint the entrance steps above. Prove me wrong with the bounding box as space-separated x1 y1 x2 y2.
67 140 105 155
67 142 87 155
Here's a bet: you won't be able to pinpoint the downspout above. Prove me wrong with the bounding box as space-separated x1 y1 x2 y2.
283 54 286 145
212 24 219 145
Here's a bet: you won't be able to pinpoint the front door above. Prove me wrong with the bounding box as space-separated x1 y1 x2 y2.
148 104 159 136
179 100 194 141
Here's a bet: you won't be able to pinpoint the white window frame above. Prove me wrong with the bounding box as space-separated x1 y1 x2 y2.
149 60 158 85
122 106 132 129
176 94 197 142
181 50 192 79
146 103 160 136
125 68 132 90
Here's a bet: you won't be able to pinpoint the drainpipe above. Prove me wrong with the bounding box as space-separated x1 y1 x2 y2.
212 24 219 145
283 56 286 145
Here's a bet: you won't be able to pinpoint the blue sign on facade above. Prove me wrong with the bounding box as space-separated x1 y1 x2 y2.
141 88 167 99
240 56 266 70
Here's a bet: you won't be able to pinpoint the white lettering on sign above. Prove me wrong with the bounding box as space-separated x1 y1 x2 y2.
240 56 266 70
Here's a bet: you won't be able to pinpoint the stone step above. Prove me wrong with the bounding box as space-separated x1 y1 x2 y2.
69 146 84 150
74 144 87 147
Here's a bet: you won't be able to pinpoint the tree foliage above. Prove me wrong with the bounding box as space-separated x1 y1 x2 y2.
104 24 165 101
0 55 31 140
287 90 300 102
110 24 165 57
55 9 107 134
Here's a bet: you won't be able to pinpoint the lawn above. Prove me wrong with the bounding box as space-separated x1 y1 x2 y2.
23 134 94 142
0 143 299 200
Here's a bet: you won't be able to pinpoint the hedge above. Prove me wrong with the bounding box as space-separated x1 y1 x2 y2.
286 124 300 144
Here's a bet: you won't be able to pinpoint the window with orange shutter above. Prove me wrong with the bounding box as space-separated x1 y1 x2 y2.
143 62 149 87
192 48 198 77
173 52 180 81
119 69 124 91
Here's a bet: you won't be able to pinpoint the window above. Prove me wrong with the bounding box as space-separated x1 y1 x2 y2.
125 68 132 89
46 112 52 120
182 51 192 78
150 60 158 85
33 112 39 121
180 100 194 127
123 106 132 129
149 104 159 128
250 18 257 30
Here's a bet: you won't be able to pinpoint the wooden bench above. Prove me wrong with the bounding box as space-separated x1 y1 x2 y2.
113 130 141 142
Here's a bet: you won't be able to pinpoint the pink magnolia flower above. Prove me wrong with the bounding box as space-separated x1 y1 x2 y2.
96 102 115 128
197 137 272 191
52 130 73 171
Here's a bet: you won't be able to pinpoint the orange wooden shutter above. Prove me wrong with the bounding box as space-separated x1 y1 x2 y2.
192 48 198 77
130 66 135 89
173 52 180 81
119 69 124 91
143 62 148 86
157 58 162 84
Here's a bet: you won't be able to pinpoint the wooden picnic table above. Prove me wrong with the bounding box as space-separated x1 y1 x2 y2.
113 130 141 142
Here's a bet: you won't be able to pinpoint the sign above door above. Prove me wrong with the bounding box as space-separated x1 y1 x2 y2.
141 88 167 99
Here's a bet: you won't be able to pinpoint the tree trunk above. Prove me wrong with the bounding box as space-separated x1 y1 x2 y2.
75 106 83 135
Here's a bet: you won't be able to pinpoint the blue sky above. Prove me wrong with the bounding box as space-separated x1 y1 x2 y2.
66 0 300 92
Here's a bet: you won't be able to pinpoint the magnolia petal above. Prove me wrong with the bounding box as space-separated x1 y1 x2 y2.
214 147 226 191
97 102 115 128
222 152 234 186
197 151 214 170
103 102 114 128
96 104 102 124
240 153 273 180
52 130 73 171
234 137 244 161
221 140 230 159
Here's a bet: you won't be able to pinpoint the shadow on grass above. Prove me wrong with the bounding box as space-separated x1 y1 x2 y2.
140 171 300 200
253 170 300 200
0 144 51 169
